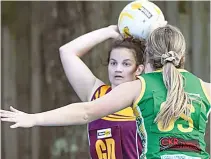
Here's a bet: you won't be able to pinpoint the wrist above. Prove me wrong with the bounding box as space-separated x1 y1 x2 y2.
104 27 116 39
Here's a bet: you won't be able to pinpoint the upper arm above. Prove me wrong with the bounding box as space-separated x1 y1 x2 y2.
85 80 142 122
59 52 104 102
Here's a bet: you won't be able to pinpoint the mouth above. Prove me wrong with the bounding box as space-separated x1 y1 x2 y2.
114 75 123 79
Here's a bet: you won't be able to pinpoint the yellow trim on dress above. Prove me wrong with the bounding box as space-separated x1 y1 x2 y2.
199 79 211 105
95 90 100 99
114 106 135 117
107 114 135 119
101 116 136 121
133 76 146 109
99 85 110 97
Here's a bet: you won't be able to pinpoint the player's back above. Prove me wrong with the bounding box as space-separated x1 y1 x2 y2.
133 69 210 159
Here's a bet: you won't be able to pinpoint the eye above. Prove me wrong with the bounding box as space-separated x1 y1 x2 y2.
110 61 117 66
123 62 131 67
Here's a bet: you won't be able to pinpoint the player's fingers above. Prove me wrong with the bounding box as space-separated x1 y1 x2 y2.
0 113 15 118
0 110 14 114
10 106 22 113
10 123 20 128
1 118 16 123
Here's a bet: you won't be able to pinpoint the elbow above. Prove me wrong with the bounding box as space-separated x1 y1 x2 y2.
82 113 90 124
82 103 101 124
59 43 72 55
59 45 77 57
59 46 66 55
82 105 94 124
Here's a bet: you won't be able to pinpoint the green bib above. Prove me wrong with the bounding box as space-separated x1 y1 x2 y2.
133 70 210 159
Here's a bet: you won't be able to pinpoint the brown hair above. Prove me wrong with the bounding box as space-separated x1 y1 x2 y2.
107 39 145 65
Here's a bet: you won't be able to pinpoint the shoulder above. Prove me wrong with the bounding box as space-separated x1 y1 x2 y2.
203 81 211 100
198 79 211 104
116 80 142 105
89 79 111 101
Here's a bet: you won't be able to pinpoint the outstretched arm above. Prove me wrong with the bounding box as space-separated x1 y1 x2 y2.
1 80 141 128
59 25 120 101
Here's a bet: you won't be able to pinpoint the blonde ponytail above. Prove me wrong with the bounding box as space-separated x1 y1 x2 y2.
145 25 194 128
154 62 191 128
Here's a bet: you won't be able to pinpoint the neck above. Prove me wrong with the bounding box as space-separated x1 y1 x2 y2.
144 63 155 73
111 84 117 89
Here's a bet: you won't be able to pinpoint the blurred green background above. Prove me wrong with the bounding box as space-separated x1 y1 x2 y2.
1 1 210 159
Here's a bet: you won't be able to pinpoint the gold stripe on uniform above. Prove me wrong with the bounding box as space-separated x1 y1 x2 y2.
133 76 146 109
107 114 135 120
99 85 110 97
101 116 136 121
95 90 100 99
114 107 135 117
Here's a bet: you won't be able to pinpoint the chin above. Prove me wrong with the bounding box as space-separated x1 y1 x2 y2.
113 80 125 86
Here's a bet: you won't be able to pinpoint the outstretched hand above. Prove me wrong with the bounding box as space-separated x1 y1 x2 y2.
0 106 36 128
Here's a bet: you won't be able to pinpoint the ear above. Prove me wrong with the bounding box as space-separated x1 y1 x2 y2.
135 64 144 76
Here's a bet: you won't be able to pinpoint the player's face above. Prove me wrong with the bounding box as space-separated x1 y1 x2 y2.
108 48 143 88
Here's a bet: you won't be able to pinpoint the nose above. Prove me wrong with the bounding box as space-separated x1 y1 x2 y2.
115 64 123 72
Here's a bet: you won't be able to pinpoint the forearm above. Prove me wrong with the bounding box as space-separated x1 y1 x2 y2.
59 27 113 57
58 26 118 101
0 81 137 129
34 103 89 126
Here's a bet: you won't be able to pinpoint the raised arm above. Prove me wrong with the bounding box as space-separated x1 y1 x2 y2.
0 80 141 128
59 25 120 101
